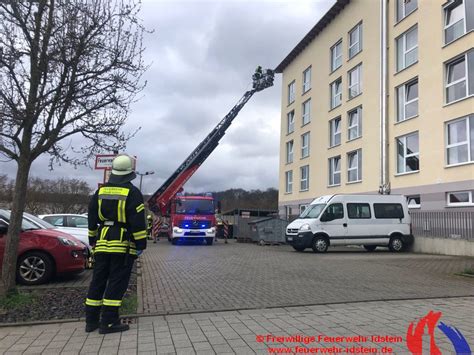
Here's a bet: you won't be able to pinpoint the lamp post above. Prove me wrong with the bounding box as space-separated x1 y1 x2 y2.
137 171 154 191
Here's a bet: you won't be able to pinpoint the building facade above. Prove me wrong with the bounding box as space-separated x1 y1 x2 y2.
276 0 474 218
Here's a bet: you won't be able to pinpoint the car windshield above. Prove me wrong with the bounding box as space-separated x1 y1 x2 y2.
175 199 214 215
23 212 55 229
299 204 326 219
0 211 41 230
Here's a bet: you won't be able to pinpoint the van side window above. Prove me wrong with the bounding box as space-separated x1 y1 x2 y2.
373 203 404 219
323 203 344 220
347 203 371 219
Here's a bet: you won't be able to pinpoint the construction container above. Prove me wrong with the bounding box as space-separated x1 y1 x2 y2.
220 208 278 242
248 217 288 245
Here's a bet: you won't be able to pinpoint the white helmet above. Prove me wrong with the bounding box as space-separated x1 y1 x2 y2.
111 155 134 176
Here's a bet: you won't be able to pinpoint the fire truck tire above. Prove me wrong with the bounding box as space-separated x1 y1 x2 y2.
206 238 213 245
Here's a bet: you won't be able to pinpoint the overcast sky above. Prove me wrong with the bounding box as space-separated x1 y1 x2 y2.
3 0 335 194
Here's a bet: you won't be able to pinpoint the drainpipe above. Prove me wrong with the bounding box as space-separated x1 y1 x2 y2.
379 0 389 194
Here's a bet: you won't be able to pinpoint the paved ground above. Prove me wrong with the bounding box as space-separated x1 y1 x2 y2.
0 296 473 354
141 239 474 315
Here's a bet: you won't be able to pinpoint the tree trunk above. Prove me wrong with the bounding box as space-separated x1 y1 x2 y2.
0 157 31 297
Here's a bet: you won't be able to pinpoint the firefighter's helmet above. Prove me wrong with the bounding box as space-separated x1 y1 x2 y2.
147 215 153 220
112 155 134 176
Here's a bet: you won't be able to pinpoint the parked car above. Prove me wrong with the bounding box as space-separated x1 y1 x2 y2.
285 194 413 253
39 214 90 247
0 210 86 285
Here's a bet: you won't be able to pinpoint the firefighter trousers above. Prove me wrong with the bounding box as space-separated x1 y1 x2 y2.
85 253 134 325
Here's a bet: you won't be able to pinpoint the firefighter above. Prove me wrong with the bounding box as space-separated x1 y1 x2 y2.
85 154 147 334
146 215 155 243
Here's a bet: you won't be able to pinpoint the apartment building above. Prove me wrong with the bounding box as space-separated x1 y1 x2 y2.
276 0 474 218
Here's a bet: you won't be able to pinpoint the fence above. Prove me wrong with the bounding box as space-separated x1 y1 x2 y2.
410 210 474 241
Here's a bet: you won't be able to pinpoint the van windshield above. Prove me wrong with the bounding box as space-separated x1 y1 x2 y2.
299 204 326 219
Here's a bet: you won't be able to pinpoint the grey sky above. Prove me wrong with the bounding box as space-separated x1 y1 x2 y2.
2 0 334 194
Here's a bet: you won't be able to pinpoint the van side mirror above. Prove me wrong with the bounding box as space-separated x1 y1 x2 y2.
320 213 333 222
0 224 8 234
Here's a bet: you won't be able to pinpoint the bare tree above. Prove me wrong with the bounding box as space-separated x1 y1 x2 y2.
0 0 147 296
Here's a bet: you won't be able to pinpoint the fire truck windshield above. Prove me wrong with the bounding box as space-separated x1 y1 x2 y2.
176 199 214 215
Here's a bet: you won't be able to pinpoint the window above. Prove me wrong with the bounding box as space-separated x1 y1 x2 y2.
348 106 362 140
301 132 310 158
444 0 470 44
446 115 474 165
299 204 308 214
407 195 421 209
330 78 342 109
286 140 294 164
374 203 404 219
331 41 342 71
288 81 295 104
397 78 418 121
329 156 341 186
447 191 473 206
67 216 88 228
445 51 474 103
347 149 362 182
397 0 417 22
285 171 293 193
322 203 344 220
348 64 362 99
287 110 295 134
302 99 311 125
303 67 311 93
396 26 418 71
42 215 64 227
300 165 309 191
330 117 341 147
347 203 371 219
349 23 362 59
397 132 419 173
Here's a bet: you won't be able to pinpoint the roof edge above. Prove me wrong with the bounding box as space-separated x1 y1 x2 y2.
275 0 351 74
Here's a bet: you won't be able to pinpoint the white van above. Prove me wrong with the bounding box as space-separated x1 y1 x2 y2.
285 194 413 253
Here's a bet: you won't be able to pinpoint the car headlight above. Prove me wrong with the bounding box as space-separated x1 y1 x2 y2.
299 224 311 232
173 227 183 233
57 237 78 246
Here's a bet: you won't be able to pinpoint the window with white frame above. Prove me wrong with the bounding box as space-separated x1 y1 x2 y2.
396 26 418 72
330 78 342 109
348 64 362 99
288 81 295 104
445 51 474 103
447 190 474 206
407 195 421 209
329 156 341 186
446 115 474 165
347 149 362 182
397 78 418 122
331 40 342 71
397 0 417 22
329 117 341 147
300 165 309 191
349 23 362 59
302 99 311 125
348 106 362 140
301 132 310 158
287 110 295 134
397 132 419 174
444 0 470 44
286 140 294 164
303 67 311 93
285 171 293 193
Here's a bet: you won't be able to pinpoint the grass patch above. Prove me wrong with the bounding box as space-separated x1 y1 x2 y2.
121 294 137 315
0 290 36 311
462 268 474 275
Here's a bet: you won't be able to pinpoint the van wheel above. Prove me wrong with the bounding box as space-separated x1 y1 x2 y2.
293 246 305 252
389 236 404 252
312 236 328 253
363 245 377 252
17 251 54 285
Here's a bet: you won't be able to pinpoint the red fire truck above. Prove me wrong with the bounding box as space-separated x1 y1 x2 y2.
147 67 274 245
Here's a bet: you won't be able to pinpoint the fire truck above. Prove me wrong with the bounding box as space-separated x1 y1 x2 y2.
147 67 274 245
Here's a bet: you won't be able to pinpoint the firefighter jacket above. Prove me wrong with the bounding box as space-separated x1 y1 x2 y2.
88 182 147 256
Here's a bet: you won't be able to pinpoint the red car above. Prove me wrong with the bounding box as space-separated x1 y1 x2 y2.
0 210 86 285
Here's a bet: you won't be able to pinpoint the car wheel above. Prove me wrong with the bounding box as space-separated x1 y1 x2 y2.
388 235 404 252
293 246 305 252
312 236 328 253
363 245 377 252
206 238 213 245
17 251 53 285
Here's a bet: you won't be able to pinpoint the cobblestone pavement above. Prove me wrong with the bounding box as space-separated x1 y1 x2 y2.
141 240 474 315
0 296 473 354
